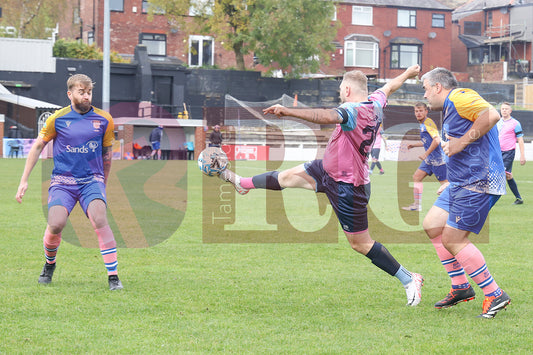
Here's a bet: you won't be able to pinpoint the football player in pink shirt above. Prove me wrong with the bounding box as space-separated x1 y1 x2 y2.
219 65 424 306
497 102 526 204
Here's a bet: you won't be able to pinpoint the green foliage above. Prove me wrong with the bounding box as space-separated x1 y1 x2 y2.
251 0 338 78
1 159 532 353
53 39 130 63
148 0 338 76
0 0 67 39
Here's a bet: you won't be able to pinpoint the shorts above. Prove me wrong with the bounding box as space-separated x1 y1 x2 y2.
48 181 107 215
501 149 516 172
419 161 447 182
151 141 161 150
370 148 380 160
304 160 370 233
434 185 500 234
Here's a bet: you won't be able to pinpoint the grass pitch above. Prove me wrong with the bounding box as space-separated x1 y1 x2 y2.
1 158 531 354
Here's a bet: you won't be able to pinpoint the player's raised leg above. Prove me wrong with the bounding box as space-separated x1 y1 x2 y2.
220 163 316 194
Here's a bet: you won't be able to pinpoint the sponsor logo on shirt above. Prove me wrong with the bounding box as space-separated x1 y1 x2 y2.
65 141 99 153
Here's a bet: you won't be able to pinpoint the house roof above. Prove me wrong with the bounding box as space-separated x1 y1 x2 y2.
339 0 452 11
0 84 61 110
452 0 515 21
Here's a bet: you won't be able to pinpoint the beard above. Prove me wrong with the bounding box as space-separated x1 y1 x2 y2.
74 101 92 114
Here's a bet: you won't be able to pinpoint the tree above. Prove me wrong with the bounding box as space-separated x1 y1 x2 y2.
251 0 338 77
148 0 338 76
0 0 66 39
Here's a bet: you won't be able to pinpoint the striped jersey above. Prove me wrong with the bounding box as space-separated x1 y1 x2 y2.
39 105 114 185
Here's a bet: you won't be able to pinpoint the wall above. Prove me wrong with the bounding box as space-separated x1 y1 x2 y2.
0 38 56 73
466 61 506 82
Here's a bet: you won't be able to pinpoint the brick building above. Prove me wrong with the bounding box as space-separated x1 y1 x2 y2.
451 0 533 81
58 0 454 79
322 0 453 77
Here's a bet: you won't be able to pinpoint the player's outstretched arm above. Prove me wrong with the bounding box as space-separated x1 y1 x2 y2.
263 104 341 125
379 64 420 98
16 138 47 203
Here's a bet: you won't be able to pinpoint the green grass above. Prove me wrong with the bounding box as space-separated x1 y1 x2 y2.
1 159 532 354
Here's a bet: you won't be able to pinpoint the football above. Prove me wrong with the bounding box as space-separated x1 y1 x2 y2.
198 147 228 176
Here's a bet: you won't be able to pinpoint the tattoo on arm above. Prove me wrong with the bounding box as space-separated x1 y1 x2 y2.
103 146 112 184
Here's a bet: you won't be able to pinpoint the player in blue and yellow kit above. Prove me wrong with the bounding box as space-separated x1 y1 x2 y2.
16 74 123 291
402 102 448 211
420 68 510 318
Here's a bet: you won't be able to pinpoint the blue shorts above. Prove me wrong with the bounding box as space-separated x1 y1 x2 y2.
48 181 107 215
304 160 370 233
370 148 380 160
501 150 515 172
434 185 500 234
419 161 447 182
151 141 161 150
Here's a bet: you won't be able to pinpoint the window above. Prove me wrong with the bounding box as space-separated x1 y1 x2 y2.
468 46 500 65
142 0 165 14
390 44 421 68
344 41 379 68
352 6 373 26
189 35 214 67
87 31 94 45
398 9 416 28
432 14 445 28
464 21 481 36
487 11 493 28
110 0 124 12
189 0 214 16
140 33 166 56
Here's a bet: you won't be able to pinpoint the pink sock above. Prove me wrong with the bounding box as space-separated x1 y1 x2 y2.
455 243 499 296
431 235 469 287
240 177 255 189
43 228 62 264
95 225 118 276
414 182 423 205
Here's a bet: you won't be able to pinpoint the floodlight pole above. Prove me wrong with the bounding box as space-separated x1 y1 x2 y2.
102 0 110 112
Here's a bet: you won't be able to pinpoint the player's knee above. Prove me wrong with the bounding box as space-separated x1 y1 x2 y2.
47 220 66 234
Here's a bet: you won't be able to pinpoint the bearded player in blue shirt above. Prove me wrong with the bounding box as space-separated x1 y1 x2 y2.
16 74 123 291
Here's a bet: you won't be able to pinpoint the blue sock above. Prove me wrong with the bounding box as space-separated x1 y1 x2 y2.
395 265 413 286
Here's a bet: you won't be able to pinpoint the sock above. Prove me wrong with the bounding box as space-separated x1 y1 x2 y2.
395 265 413 286
95 225 118 276
240 177 255 189
414 182 423 206
455 243 500 296
431 235 469 288
365 241 402 278
251 171 283 190
507 178 522 199
43 228 61 264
